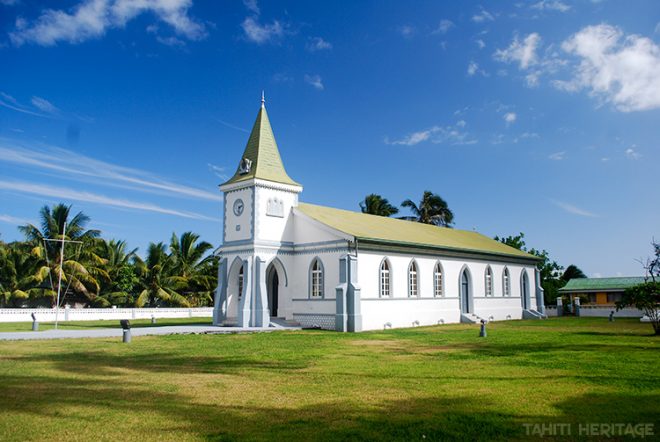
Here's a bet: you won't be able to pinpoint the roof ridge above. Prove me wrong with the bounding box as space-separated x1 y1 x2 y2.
297 202 538 260
222 104 300 187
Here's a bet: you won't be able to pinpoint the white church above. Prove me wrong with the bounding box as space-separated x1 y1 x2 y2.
213 98 546 332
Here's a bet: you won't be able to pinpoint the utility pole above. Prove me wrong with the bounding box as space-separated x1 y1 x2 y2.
44 222 82 330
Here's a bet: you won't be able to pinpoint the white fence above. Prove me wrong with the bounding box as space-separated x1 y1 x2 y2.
545 305 643 318
0 307 214 323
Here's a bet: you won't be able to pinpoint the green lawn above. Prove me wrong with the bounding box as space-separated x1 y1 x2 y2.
0 317 658 441
0 317 212 332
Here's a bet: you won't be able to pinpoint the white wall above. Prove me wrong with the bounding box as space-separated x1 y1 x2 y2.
356 250 539 328
225 188 254 243
255 185 299 242
0 307 213 323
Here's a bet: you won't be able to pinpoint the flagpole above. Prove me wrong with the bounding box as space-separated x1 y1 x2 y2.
54 222 66 330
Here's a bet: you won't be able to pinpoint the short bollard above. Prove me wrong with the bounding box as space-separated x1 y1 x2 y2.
151 315 156 325
120 319 131 343
31 313 39 331
479 319 487 338
609 311 614 322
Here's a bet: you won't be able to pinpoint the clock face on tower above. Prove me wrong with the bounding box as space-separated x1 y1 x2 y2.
233 199 245 217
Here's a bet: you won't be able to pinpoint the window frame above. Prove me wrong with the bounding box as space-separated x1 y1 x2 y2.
408 260 419 298
379 258 392 298
309 257 324 299
433 261 444 297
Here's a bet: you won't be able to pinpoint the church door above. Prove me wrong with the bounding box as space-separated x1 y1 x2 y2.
521 271 529 310
267 267 279 317
461 270 471 314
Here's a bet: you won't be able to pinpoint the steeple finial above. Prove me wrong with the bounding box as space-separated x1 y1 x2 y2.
261 90 265 108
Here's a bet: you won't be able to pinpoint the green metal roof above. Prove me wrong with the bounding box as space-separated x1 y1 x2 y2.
559 277 647 292
223 104 300 187
297 203 539 260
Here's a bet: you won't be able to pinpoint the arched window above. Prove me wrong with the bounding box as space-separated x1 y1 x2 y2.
485 266 493 296
238 265 244 300
503 267 511 297
408 261 418 298
310 258 324 298
380 259 391 298
434 262 444 297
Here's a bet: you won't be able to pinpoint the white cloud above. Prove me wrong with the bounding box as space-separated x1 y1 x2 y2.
242 0 259 15
557 24 660 112
456 120 467 128
655 22 660 34
0 214 33 225
0 180 217 221
306 37 332 52
551 199 598 217
433 19 454 34
494 33 541 69
625 146 641 159
548 151 565 160
472 7 494 23
467 61 478 76
0 142 222 202
397 25 415 39
385 123 477 146
476 39 486 49
9 0 206 47
504 112 517 125
531 1 571 12
0 92 51 118
592 272 602 278
207 163 228 181
31 96 59 114
241 16 284 44
304 74 324 90
215 118 249 133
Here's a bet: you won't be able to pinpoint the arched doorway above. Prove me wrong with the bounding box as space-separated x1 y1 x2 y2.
267 265 280 317
460 268 472 314
521 270 530 310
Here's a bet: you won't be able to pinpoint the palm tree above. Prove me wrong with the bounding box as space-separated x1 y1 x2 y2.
561 264 587 282
0 242 54 307
18 204 101 306
134 242 190 307
92 239 139 307
169 232 216 306
401 191 454 227
359 194 399 217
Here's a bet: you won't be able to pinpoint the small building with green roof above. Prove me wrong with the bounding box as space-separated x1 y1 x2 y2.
559 277 646 305
213 98 545 332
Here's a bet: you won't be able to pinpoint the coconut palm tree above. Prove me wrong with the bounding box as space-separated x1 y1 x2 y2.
134 242 190 307
18 204 102 306
169 232 216 306
0 242 55 307
401 191 454 227
561 264 587 282
359 194 399 217
92 239 139 307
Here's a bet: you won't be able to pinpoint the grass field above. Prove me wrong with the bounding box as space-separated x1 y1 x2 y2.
0 317 212 332
0 317 658 441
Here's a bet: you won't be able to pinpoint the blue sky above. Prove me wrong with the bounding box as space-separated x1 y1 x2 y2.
1 0 658 277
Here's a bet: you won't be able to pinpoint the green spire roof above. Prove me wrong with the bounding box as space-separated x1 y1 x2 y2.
223 103 300 187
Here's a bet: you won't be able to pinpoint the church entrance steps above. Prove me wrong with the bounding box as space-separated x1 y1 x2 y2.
269 317 302 329
523 309 547 320
460 313 483 324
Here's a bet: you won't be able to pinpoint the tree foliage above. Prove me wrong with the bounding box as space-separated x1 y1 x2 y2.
495 232 568 304
616 282 660 335
359 194 399 217
401 191 454 227
0 203 217 308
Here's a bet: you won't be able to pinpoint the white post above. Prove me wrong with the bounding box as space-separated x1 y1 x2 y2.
54 222 66 330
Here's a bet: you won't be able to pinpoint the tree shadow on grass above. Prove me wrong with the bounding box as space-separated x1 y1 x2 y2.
3 351 310 376
1 373 658 441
